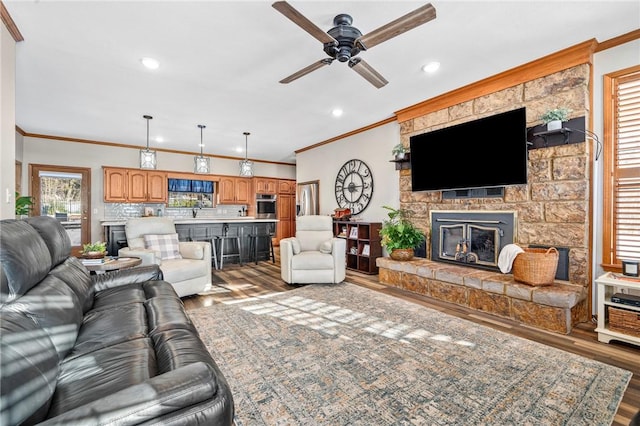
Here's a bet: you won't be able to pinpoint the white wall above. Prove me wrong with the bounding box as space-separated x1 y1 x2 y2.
0 24 16 219
296 121 401 223
592 39 640 302
21 135 295 240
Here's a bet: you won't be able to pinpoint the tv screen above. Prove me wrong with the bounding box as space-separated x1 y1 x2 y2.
409 107 528 192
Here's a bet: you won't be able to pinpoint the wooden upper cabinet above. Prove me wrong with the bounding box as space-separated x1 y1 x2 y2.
104 168 127 202
146 171 168 202
218 176 251 204
278 179 295 194
103 167 167 203
255 178 277 195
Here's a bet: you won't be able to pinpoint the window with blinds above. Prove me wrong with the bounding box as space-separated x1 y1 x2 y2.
603 65 640 267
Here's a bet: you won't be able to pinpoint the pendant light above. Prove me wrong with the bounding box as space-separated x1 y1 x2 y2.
139 115 157 169
239 131 254 177
194 124 210 174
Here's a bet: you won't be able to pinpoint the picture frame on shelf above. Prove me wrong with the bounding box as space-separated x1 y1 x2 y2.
362 244 370 256
349 227 358 239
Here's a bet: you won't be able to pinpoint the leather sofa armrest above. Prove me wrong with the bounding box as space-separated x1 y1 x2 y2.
37 362 217 425
92 264 163 292
118 247 158 266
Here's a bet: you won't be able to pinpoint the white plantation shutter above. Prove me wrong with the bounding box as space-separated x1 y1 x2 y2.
607 67 640 265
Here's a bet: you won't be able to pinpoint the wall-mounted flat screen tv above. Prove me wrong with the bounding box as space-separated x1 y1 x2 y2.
409 107 528 192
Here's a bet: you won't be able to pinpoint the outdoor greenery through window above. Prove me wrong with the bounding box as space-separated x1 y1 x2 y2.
603 65 640 268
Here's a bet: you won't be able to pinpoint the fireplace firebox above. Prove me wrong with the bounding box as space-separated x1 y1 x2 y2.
430 211 516 271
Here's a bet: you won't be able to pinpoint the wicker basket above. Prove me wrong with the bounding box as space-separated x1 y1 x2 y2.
512 247 559 286
608 306 640 337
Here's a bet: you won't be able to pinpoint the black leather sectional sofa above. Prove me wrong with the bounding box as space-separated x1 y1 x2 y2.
0 216 234 425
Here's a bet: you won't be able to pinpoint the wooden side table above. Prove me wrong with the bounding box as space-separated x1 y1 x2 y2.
83 257 141 274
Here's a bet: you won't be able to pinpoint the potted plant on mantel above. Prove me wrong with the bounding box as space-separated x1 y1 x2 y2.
379 206 425 261
391 143 409 161
540 107 572 131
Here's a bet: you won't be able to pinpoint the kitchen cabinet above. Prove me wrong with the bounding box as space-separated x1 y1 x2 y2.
103 167 167 203
275 179 296 244
255 178 278 195
218 176 251 204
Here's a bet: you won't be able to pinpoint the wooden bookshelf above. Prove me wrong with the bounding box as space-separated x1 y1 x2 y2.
333 220 381 274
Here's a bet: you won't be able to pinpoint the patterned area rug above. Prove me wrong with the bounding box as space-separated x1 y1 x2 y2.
188 282 631 425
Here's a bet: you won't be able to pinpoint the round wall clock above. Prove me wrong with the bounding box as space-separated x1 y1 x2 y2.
334 159 374 215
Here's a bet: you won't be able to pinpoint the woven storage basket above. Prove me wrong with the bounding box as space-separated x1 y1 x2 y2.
608 306 640 337
512 247 559 286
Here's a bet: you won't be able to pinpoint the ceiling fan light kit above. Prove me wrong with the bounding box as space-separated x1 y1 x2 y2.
139 115 157 170
272 1 436 88
194 124 210 174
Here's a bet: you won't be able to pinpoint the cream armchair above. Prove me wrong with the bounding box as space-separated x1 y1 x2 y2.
118 217 212 297
280 215 346 284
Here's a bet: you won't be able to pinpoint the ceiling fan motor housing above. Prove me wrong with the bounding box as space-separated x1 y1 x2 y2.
324 14 362 62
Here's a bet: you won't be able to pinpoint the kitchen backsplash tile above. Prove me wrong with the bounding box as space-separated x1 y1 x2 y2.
104 203 247 220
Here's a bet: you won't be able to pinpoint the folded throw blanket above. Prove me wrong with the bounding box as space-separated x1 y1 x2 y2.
498 244 524 273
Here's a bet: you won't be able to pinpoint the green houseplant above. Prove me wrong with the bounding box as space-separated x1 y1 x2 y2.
391 143 409 160
15 192 34 216
540 107 572 131
379 206 425 261
82 241 107 258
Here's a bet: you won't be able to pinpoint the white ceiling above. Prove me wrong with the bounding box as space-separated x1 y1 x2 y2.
6 1 639 164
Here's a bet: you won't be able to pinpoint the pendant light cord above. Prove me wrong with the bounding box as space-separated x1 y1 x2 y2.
243 132 250 160
199 124 206 156
143 115 153 150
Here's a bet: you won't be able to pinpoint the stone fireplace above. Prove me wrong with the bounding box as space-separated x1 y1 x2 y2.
431 211 516 271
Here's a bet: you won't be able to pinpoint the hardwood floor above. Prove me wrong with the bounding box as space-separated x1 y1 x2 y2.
182 255 640 426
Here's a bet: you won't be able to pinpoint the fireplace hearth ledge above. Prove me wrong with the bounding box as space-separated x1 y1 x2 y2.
376 257 587 334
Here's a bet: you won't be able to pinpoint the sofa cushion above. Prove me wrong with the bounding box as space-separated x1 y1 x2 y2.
152 328 218 375
25 216 71 268
291 238 301 254
319 240 333 254
125 217 178 249
291 251 335 270
0 309 60 425
50 338 156 417
0 220 52 305
144 234 183 260
13 275 83 361
160 258 210 284
49 257 94 313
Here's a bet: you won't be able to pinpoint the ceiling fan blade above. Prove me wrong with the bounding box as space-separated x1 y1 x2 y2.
348 58 388 89
280 58 333 84
356 3 436 50
272 1 338 46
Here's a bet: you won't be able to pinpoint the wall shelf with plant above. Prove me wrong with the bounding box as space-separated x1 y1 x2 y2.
389 143 411 170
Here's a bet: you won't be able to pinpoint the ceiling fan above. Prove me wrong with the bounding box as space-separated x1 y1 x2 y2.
272 1 436 89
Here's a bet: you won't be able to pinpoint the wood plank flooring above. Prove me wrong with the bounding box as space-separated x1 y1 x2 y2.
182 255 640 426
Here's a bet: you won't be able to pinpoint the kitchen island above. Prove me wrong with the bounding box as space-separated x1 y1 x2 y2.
101 217 278 264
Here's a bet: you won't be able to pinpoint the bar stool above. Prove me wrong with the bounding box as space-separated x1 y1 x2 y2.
215 224 242 269
248 231 275 264
188 230 218 270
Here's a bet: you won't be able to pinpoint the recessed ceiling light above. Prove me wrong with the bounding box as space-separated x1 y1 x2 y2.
141 57 160 70
422 61 440 74
332 108 343 117
235 147 243 153
155 136 164 143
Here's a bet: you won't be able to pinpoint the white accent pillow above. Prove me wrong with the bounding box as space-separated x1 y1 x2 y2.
144 233 183 260
291 238 301 255
319 240 332 254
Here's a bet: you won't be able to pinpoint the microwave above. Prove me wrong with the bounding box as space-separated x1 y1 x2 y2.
256 194 277 219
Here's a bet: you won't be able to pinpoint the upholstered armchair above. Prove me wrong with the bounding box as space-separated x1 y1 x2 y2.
280 215 346 284
118 217 211 297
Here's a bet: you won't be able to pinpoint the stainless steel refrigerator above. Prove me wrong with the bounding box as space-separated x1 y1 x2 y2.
296 181 319 216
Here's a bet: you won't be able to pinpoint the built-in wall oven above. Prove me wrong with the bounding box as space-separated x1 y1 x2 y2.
256 194 277 219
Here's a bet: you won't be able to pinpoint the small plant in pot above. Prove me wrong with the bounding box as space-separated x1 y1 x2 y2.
391 143 409 160
15 192 34 217
540 107 572 131
82 241 107 258
379 206 425 261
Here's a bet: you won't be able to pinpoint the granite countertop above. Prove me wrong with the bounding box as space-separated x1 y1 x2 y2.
100 217 279 226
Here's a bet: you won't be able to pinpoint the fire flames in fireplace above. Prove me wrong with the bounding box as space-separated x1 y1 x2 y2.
431 211 516 271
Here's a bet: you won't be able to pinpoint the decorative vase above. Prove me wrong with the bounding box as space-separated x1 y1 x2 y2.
394 153 406 161
546 120 562 131
390 248 414 261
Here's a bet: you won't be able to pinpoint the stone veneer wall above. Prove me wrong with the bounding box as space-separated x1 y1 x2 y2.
399 64 591 289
